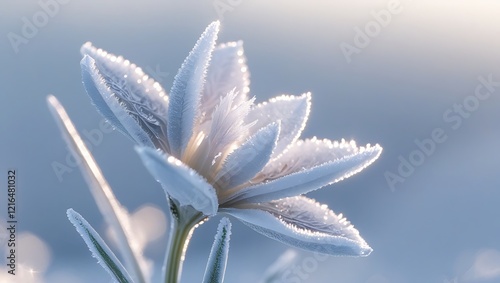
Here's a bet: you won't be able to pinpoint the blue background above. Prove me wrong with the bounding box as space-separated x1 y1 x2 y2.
1 1 500 282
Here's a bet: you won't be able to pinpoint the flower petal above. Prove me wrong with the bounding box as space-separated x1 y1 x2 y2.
200 41 250 123
188 90 254 164
81 55 156 148
80 43 169 151
168 21 220 158
222 196 372 256
246 93 311 158
226 141 382 204
257 138 374 182
135 146 218 216
215 122 280 193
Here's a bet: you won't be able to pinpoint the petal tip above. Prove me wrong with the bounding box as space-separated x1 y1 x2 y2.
80 41 95 56
358 244 373 257
80 54 95 68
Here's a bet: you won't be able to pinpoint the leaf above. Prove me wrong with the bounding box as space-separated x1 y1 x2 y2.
202 217 232 283
226 141 382 205
222 196 372 256
47 95 150 283
168 21 220 158
80 42 170 152
135 146 218 216
67 209 135 283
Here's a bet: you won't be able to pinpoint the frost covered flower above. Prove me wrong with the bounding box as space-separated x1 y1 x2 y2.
80 20 382 263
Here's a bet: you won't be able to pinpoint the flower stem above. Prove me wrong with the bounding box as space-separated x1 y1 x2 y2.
163 202 205 283
165 224 192 283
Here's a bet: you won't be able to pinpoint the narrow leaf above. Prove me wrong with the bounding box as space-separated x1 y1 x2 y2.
67 209 134 283
203 217 232 283
47 95 149 283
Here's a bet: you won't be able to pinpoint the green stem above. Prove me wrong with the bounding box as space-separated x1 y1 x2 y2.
163 203 205 283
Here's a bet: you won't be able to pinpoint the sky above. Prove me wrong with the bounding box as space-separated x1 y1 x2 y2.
1 0 500 282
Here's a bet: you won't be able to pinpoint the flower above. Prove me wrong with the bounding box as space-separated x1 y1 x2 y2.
79 21 382 257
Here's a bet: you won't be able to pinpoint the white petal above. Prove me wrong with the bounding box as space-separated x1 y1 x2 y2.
256 138 369 182
81 55 155 149
216 122 280 192
204 90 254 159
202 217 232 283
201 41 250 123
222 196 372 256
168 21 220 158
80 43 170 151
48 95 150 283
135 146 218 216
183 90 255 174
246 93 311 157
226 142 382 204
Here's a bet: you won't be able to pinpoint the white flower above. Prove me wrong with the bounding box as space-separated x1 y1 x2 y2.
80 21 382 257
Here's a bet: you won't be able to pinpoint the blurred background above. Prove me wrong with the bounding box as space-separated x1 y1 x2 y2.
1 0 500 282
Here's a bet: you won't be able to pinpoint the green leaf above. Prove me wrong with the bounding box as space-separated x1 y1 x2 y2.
67 209 134 283
203 217 232 283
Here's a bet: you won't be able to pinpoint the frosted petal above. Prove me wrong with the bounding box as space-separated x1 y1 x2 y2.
246 93 311 157
223 196 372 256
256 138 373 183
135 147 218 216
202 217 232 283
183 90 255 175
204 90 254 160
81 55 155 148
226 143 382 204
201 41 250 123
216 122 279 192
168 21 220 158
67 209 135 283
81 42 169 151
